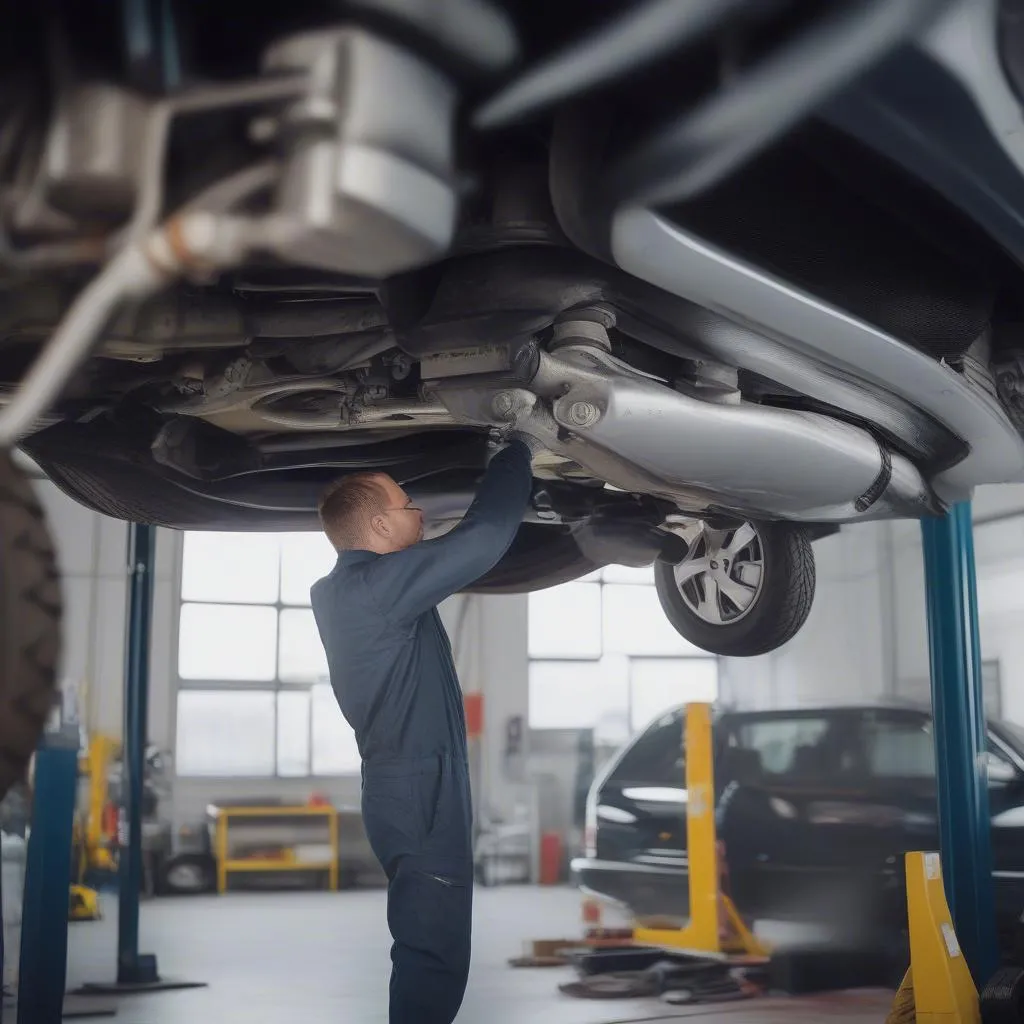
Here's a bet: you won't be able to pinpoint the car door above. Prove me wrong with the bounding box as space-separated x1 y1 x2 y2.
596 708 689 872
715 709 867 926
585 707 692 917
852 709 1024 935
846 709 942 928
982 723 1024 927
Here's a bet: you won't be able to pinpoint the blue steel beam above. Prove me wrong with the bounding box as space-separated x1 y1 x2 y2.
920 501 998 984
117 521 158 985
18 734 78 1024
72 522 202 997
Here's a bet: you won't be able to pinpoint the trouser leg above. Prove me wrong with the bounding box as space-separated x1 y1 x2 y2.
363 757 474 1024
386 855 473 1024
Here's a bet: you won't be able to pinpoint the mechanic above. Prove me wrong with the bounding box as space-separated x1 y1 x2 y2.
310 433 538 1024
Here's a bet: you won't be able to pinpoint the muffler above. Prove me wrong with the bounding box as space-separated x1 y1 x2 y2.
431 341 941 523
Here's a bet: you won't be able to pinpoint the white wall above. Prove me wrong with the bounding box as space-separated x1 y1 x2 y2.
441 592 531 824
34 478 180 749
720 521 894 709
952 486 1024 724
887 486 1024 721
34 479 126 735
721 483 1024 727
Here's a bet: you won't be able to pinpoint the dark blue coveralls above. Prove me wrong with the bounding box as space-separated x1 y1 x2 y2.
310 441 534 1023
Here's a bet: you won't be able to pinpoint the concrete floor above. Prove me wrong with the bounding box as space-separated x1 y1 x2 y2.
46 885 892 1024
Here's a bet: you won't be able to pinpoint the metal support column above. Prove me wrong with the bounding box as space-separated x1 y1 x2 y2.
74 523 203 998
920 501 998 985
117 521 156 985
17 731 78 1024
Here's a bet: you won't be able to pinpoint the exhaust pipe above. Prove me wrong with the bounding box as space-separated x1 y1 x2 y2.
433 342 941 523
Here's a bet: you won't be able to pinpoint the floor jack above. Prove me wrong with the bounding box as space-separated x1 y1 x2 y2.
631 701 769 961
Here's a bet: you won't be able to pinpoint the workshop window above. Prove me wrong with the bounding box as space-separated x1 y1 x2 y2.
175 530 359 778
528 659 628 732
528 565 718 742
630 657 717 733
176 690 277 777
528 582 603 659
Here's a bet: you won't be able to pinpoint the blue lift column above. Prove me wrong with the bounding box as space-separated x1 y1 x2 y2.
17 730 78 1024
117 521 157 985
74 523 203 999
920 501 998 985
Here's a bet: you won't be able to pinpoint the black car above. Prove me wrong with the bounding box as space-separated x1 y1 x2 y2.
572 703 1024 949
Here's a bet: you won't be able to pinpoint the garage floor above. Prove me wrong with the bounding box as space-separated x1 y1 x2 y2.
48 885 893 1024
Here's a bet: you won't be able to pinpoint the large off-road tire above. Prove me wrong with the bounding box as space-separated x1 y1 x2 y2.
654 519 814 657
0 450 61 798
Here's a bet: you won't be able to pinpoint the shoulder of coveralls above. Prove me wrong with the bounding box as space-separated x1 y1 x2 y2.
346 557 413 633
309 556 342 603
310 558 403 633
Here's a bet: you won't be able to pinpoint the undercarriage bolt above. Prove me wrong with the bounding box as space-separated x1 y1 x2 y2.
493 391 515 416
567 400 600 427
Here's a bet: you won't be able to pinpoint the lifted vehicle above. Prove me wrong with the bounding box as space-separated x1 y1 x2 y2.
5 1 1024 784
573 703 1024 953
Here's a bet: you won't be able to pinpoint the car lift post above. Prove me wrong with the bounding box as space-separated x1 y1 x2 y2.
16 729 78 1024
73 522 204 998
892 851 982 1024
920 501 998 986
116 521 157 985
632 702 767 957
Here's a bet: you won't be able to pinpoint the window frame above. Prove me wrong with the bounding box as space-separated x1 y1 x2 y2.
628 655 718 734
527 567 719 736
527 578 604 661
174 687 280 778
172 531 357 780
528 657 631 735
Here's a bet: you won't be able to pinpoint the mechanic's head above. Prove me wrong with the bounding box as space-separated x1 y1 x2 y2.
317 472 424 554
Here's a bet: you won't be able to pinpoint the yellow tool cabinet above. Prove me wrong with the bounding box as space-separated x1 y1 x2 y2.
213 805 339 894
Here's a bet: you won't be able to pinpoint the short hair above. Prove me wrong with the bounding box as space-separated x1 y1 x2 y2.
317 472 388 551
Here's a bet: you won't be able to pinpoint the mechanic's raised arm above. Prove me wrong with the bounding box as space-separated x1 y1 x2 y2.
368 439 534 623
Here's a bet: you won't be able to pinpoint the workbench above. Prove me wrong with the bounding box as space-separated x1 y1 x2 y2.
213 804 339 894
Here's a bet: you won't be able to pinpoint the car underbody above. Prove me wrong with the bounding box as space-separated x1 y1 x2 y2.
4 0 1024 658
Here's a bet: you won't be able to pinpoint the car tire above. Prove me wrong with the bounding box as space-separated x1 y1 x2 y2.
0 450 61 799
158 853 215 895
981 965 1024 1024
654 519 815 657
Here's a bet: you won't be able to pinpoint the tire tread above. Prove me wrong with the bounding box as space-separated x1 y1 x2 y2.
0 454 62 797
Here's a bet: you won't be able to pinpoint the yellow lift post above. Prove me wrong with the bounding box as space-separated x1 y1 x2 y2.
632 702 768 958
82 734 118 874
886 851 980 1024
69 734 118 921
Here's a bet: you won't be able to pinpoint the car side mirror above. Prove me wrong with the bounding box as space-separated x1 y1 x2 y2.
986 755 1019 785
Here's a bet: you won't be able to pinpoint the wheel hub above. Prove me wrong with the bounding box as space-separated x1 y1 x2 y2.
671 521 764 626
